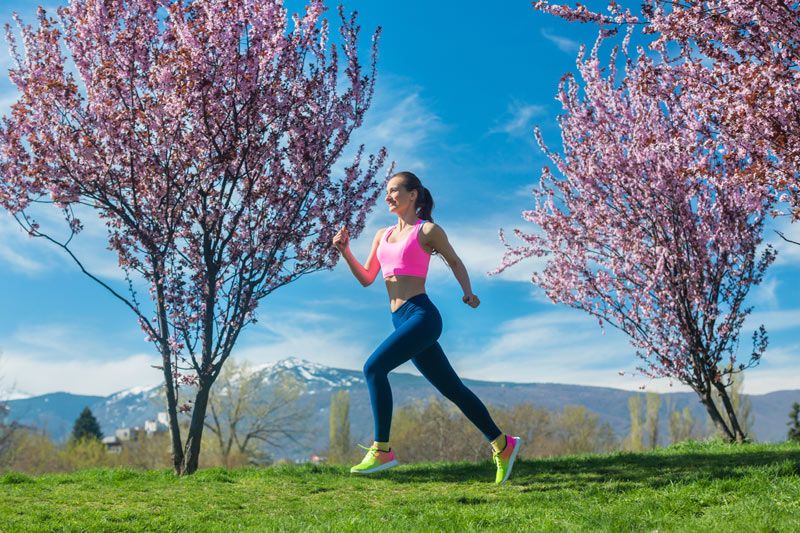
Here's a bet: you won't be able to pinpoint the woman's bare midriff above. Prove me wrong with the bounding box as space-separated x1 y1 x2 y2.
385 275 427 312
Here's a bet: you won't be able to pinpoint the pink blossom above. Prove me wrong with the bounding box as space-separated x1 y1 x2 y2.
534 1 800 221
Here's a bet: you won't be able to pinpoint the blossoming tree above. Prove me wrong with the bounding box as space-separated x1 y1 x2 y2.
533 0 800 241
494 28 776 442
0 0 388 474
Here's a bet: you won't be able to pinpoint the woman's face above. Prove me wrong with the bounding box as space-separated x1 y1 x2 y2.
385 176 417 215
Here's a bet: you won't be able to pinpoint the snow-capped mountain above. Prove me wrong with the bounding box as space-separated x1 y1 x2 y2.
252 356 365 389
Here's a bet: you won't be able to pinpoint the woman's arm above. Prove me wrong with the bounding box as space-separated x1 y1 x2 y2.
333 226 384 287
420 223 480 308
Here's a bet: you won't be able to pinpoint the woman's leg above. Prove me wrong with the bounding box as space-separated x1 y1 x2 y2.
411 342 502 442
363 308 440 442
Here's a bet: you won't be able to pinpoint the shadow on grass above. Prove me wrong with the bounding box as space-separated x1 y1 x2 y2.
377 447 800 491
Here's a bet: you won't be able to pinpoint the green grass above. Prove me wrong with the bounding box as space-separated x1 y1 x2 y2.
2 440 799 532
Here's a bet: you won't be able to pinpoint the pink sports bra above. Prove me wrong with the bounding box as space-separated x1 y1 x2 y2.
376 219 432 279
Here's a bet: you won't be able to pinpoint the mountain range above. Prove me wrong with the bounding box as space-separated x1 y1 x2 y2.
5 357 799 461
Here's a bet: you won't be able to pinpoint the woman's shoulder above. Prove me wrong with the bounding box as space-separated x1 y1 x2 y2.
419 220 440 236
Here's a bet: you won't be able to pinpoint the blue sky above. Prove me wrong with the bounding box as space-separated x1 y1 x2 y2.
0 0 798 398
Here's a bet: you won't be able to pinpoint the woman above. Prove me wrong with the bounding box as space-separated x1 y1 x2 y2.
332 171 521 484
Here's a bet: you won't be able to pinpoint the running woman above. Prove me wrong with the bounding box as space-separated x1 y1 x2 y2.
332 171 521 484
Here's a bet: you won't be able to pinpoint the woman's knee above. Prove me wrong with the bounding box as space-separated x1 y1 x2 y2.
363 356 387 380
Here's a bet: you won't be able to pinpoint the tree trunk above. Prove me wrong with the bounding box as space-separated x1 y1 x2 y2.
160 350 184 475
712 381 747 443
699 390 735 442
153 265 185 474
180 380 213 475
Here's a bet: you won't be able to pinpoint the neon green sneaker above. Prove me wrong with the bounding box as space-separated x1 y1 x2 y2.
493 435 521 484
350 444 399 475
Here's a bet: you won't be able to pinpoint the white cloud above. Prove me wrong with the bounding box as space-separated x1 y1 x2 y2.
489 100 546 137
300 296 375 311
453 309 638 383
4 391 31 400
540 28 580 54
0 200 147 285
1 350 162 397
0 213 51 275
741 343 800 394
8 323 140 363
513 182 539 199
0 213 47 275
751 276 779 309
745 308 800 332
345 74 444 173
232 309 376 373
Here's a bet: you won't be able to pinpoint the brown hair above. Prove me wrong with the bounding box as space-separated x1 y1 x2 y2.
393 171 434 222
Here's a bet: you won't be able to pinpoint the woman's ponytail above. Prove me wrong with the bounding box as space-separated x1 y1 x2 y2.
417 186 434 222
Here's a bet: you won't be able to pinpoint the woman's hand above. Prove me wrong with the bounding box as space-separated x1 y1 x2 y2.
462 293 480 308
332 226 349 253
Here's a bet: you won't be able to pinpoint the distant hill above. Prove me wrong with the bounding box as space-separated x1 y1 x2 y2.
4 392 106 438
5 357 799 460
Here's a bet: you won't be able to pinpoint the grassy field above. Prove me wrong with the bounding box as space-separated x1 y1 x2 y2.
1 440 798 532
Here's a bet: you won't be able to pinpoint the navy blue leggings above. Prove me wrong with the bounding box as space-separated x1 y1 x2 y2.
363 293 502 443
